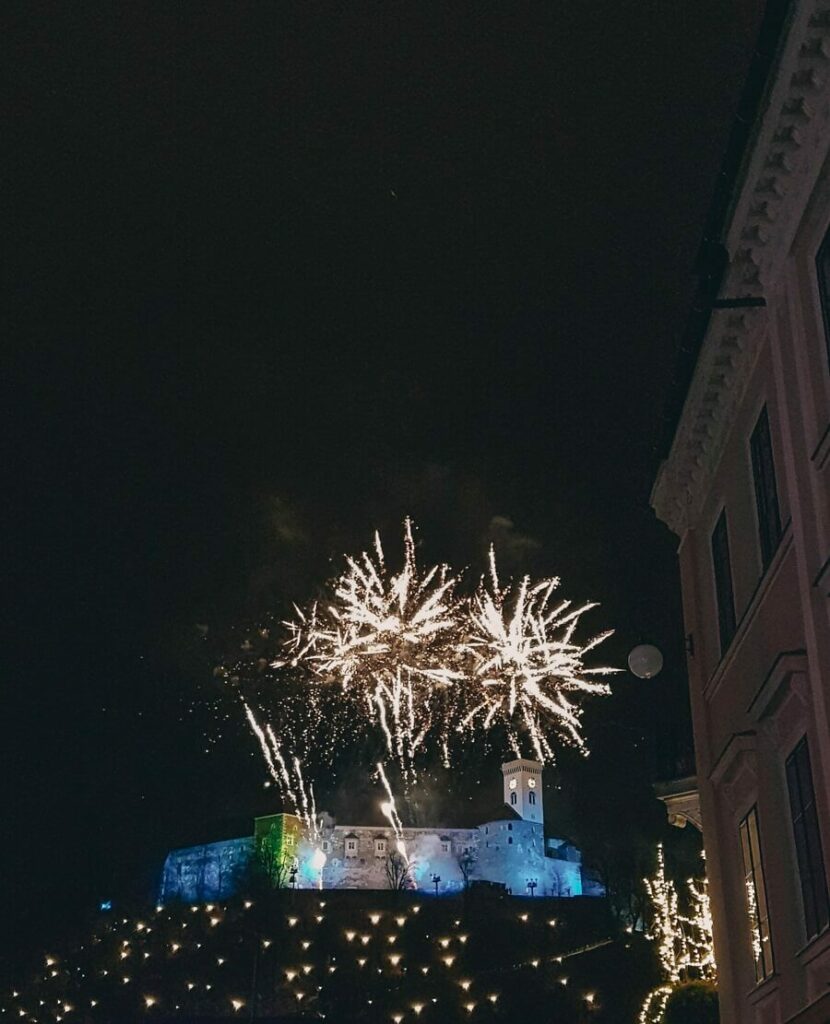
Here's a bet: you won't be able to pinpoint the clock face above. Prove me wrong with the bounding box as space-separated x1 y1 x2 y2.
527 778 536 789
508 779 518 790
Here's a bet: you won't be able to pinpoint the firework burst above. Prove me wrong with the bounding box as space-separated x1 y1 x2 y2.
226 520 615 800
458 548 616 762
279 519 465 784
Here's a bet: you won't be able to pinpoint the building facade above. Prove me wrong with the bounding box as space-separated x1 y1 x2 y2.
160 759 593 903
651 4 830 1021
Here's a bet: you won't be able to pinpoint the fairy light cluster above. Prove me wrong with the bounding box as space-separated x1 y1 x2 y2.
1 894 624 1023
638 845 717 1024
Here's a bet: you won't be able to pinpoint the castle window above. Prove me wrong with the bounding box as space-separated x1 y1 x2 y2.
321 840 331 853
528 791 536 805
510 792 517 806
508 837 513 845
345 839 358 857
440 841 450 854
508 823 512 831
375 838 387 856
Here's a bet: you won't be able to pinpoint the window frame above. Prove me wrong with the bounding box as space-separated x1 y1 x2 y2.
749 405 782 571
815 226 830 372
739 805 775 983
785 736 830 942
711 508 737 655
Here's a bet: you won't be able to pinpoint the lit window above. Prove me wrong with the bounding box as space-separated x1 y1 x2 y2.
711 509 737 655
750 406 782 570
786 737 830 941
739 806 774 981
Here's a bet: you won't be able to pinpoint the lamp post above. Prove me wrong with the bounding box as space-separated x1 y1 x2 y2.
431 874 441 896
526 878 538 897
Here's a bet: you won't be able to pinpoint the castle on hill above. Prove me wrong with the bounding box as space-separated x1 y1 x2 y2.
160 759 602 901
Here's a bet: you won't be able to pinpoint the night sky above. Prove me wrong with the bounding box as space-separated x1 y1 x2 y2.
5 2 764 973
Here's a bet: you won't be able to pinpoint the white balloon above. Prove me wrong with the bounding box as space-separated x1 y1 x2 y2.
628 644 664 679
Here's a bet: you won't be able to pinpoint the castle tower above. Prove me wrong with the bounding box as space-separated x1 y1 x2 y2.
501 758 543 824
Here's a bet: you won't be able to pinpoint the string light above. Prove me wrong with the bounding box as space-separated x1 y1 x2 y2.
639 845 716 1023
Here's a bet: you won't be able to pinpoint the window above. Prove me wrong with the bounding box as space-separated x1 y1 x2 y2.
321 840 331 853
510 792 517 806
739 807 774 981
508 837 513 845
528 791 536 806
711 510 737 654
375 839 387 856
786 737 830 941
507 823 513 831
440 841 450 854
345 839 357 856
750 407 782 569
816 228 830 370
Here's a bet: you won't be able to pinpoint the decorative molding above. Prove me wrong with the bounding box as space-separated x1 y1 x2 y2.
652 1 830 536
653 775 703 832
746 649 809 719
709 732 759 817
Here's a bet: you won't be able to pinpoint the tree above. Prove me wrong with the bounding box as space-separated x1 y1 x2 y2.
663 982 719 1024
639 846 717 1024
384 850 411 891
457 850 476 891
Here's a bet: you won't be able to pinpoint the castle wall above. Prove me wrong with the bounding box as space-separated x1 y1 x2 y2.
159 837 254 903
309 825 479 894
477 820 582 897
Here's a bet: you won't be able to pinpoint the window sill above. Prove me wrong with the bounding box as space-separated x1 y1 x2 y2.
796 923 830 964
746 970 779 1004
705 522 793 700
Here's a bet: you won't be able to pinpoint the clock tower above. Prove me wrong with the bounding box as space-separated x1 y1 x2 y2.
501 758 544 824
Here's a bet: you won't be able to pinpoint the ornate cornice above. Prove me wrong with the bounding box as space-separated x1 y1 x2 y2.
652 1 830 536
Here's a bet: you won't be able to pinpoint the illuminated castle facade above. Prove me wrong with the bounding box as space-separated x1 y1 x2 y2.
160 759 599 902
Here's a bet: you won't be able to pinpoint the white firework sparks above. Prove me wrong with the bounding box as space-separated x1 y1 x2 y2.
244 703 321 845
234 520 615 796
458 547 616 762
280 519 465 784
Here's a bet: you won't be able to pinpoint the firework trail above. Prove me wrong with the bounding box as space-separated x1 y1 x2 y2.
243 703 321 845
376 761 414 884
